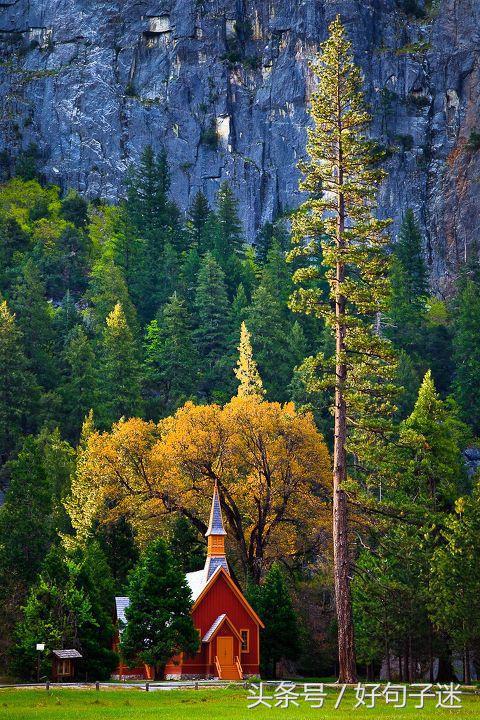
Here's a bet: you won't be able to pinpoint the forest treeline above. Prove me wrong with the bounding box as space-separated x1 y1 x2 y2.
1 138 480 681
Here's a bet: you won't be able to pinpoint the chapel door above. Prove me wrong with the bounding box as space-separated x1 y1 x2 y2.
217 636 233 666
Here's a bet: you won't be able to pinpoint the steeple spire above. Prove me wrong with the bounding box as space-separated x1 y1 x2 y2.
204 481 229 580
205 480 227 539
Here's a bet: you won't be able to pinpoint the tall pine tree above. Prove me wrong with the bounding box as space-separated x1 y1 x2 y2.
289 17 397 681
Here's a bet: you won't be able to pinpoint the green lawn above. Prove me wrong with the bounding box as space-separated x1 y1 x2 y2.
0 686 478 720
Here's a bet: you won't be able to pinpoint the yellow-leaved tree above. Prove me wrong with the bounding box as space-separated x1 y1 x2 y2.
66 397 331 583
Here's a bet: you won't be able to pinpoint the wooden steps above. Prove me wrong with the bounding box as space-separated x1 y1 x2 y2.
219 664 241 680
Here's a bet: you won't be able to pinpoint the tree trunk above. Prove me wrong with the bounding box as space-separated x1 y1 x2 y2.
332 141 357 683
464 645 471 684
409 634 413 681
428 626 434 683
404 644 409 684
385 637 392 682
437 643 454 681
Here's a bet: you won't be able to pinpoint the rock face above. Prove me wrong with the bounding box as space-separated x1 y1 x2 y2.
0 0 479 291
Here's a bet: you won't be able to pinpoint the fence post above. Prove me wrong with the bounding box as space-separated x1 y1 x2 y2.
46 681 50 692
195 681 199 690
244 680 248 689
95 681 99 691
146 681 150 692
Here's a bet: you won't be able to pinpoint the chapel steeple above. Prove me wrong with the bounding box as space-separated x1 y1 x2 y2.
204 481 229 580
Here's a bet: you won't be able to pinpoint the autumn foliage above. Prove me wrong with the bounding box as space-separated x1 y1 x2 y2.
67 396 331 582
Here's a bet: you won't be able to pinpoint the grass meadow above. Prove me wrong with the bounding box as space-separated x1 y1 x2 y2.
0 685 479 720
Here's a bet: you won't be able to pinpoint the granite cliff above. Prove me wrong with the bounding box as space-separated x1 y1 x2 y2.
0 0 479 292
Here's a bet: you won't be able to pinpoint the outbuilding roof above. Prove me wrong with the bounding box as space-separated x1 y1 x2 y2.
52 649 82 659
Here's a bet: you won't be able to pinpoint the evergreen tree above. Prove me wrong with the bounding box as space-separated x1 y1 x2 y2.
180 246 202 309
60 189 89 228
246 285 293 400
234 322 265 398
11 260 58 394
155 241 180 308
452 276 480 433
169 516 205 574
60 325 97 441
211 184 246 297
53 291 80 342
288 321 308 369
248 563 300 678
90 204 141 290
399 371 469 509
429 489 480 684
85 257 137 334
71 541 119 679
239 245 259 300
97 516 139 593
289 17 397 682
0 301 35 470
14 143 41 181
143 293 198 417
125 146 171 238
395 210 428 297
215 182 244 260
394 349 421 419
229 284 249 333
0 428 74 586
0 428 74 661
261 240 293 309
125 146 184 317
35 224 91 300
187 190 210 250
254 220 290 263
12 557 93 679
11 541 117 679
194 253 230 398
0 217 29 293
121 538 198 678
98 303 142 427
388 210 428 351
199 211 221 256
424 298 454 396
353 524 433 682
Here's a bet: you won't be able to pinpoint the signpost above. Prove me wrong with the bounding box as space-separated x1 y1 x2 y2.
36 643 45 683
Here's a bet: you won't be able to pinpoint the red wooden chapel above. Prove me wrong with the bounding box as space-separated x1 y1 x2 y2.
115 483 264 680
